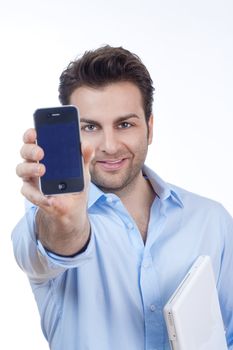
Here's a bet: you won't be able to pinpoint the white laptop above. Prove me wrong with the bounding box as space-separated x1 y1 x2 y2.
163 255 228 350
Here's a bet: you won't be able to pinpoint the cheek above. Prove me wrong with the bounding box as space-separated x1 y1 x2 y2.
125 129 149 147
125 137 148 157
81 132 99 147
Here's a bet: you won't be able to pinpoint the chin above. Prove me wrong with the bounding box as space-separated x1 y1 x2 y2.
90 164 143 193
94 181 125 193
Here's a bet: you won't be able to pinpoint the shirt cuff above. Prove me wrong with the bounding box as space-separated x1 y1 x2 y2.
36 231 94 268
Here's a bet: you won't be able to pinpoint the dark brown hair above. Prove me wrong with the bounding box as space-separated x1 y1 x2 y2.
59 45 154 122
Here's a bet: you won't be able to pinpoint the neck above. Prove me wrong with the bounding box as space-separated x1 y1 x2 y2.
118 172 155 242
116 171 155 214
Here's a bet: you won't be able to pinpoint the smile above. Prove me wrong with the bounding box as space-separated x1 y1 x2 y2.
96 158 127 171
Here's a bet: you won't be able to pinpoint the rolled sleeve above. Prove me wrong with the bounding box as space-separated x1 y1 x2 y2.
36 230 94 269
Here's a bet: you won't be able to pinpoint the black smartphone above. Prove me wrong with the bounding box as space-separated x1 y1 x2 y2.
33 105 84 195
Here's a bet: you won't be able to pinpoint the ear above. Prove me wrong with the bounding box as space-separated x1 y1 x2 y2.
147 114 153 145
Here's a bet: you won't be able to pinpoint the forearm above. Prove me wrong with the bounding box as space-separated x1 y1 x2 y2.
12 206 94 284
36 207 90 256
13 127 94 282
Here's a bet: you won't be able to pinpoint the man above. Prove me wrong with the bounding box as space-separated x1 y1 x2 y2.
12 45 233 350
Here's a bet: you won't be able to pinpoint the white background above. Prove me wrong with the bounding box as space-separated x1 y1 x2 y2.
0 0 232 349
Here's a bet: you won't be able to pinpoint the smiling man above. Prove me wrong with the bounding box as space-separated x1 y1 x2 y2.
73 82 153 194
12 45 233 350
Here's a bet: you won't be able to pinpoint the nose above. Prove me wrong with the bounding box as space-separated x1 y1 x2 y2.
99 129 120 154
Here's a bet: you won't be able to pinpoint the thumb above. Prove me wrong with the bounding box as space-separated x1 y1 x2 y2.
82 143 94 168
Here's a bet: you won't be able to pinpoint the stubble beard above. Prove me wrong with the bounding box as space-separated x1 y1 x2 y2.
89 146 149 195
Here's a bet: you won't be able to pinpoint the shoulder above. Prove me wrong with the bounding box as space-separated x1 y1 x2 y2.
170 183 233 227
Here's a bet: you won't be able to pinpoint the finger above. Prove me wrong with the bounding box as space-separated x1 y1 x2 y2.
21 180 74 215
16 162 45 179
82 143 94 166
21 181 51 209
20 143 44 162
81 144 94 186
23 128 37 143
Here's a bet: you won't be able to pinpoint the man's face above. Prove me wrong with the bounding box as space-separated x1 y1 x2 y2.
70 81 153 193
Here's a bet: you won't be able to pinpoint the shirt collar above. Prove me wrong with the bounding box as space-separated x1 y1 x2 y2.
88 183 105 209
143 165 184 208
87 165 184 209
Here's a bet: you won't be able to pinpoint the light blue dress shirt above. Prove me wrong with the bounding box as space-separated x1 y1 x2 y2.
12 166 233 350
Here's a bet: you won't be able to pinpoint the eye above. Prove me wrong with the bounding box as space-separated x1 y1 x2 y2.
81 124 97 132
118 122 132 129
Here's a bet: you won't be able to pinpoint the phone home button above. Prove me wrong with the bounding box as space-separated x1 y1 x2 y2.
58 182 67 191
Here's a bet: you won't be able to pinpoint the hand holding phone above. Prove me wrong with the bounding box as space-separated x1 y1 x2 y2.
16 107 93 255
33 105 84 195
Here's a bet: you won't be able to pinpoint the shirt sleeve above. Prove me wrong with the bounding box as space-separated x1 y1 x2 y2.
216 206 233 348
11 206 94 284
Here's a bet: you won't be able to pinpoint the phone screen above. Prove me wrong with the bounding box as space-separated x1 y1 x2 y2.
37 122 82 180
34 106 84 195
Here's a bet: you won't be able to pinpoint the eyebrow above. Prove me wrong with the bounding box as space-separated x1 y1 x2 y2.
80 113 140 126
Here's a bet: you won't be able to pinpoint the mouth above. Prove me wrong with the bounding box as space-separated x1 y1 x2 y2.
95 158 127 171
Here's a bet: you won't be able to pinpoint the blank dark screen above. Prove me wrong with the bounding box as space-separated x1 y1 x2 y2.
37 122 81 180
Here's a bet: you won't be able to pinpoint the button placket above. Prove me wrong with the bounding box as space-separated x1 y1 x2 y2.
150 304 156 312
140 254 164 348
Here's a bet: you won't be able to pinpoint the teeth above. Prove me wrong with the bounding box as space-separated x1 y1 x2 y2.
106 160 121 164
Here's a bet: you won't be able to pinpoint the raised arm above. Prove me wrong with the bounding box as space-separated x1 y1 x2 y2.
12 128 94 281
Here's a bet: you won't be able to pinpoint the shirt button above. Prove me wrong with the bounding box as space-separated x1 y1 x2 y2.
142 260 151 268
127 222 134 230
150 304 156 312
106 196 113 203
